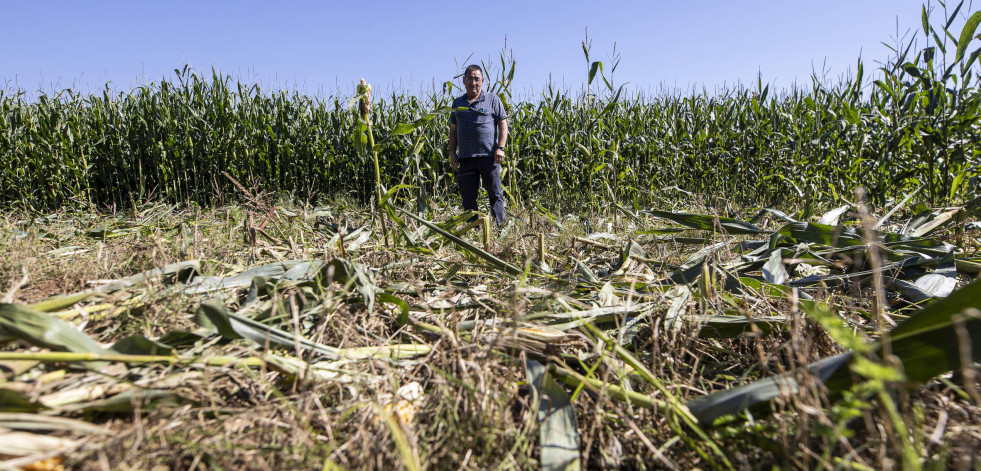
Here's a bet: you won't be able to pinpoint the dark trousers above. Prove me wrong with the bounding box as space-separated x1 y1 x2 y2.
457 157 505 225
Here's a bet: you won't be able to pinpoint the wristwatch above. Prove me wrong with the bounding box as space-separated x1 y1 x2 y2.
494 145 506 150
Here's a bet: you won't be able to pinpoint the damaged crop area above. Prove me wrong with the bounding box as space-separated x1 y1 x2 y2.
1 195 980 469
3 4 981 468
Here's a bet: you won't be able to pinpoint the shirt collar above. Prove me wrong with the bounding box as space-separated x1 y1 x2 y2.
465 92 485 106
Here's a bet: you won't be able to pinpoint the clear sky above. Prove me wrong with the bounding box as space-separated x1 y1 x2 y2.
2 1 973 99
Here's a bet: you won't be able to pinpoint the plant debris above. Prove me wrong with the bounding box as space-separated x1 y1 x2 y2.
1 199 980 469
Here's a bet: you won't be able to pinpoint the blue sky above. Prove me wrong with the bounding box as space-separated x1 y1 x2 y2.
2 1 972 99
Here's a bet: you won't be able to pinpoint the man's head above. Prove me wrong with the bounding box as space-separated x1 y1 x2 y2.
463 64 484 99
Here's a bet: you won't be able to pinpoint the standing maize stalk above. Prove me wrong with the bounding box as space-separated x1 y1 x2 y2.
358 78 391 247
482 215 491 250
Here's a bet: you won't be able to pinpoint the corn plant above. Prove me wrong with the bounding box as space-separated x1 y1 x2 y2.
1 4 979 212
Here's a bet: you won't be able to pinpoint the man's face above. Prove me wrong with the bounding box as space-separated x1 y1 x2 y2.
464 70 483 97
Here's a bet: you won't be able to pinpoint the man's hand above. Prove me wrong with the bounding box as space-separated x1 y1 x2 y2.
494 148 505 164
450 154 460 171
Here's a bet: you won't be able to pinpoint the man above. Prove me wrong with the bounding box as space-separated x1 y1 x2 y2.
449 64 508 225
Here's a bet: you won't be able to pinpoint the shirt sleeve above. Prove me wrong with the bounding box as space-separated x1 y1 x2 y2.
492 94 506 122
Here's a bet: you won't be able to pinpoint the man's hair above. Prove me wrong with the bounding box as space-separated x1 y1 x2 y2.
464 64 483 78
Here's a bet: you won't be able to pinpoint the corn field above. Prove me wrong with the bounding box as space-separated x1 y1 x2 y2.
3 6 981 212
4 5 981 469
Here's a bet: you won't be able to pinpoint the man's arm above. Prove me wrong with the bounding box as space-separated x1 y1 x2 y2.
494 119 508 164
449 123 459 171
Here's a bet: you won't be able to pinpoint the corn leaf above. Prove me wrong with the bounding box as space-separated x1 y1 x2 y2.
685 278 981 426
647 210 763 235
955 11 981 63
400 210 521 275
0 304 107 354
526 359 581 471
